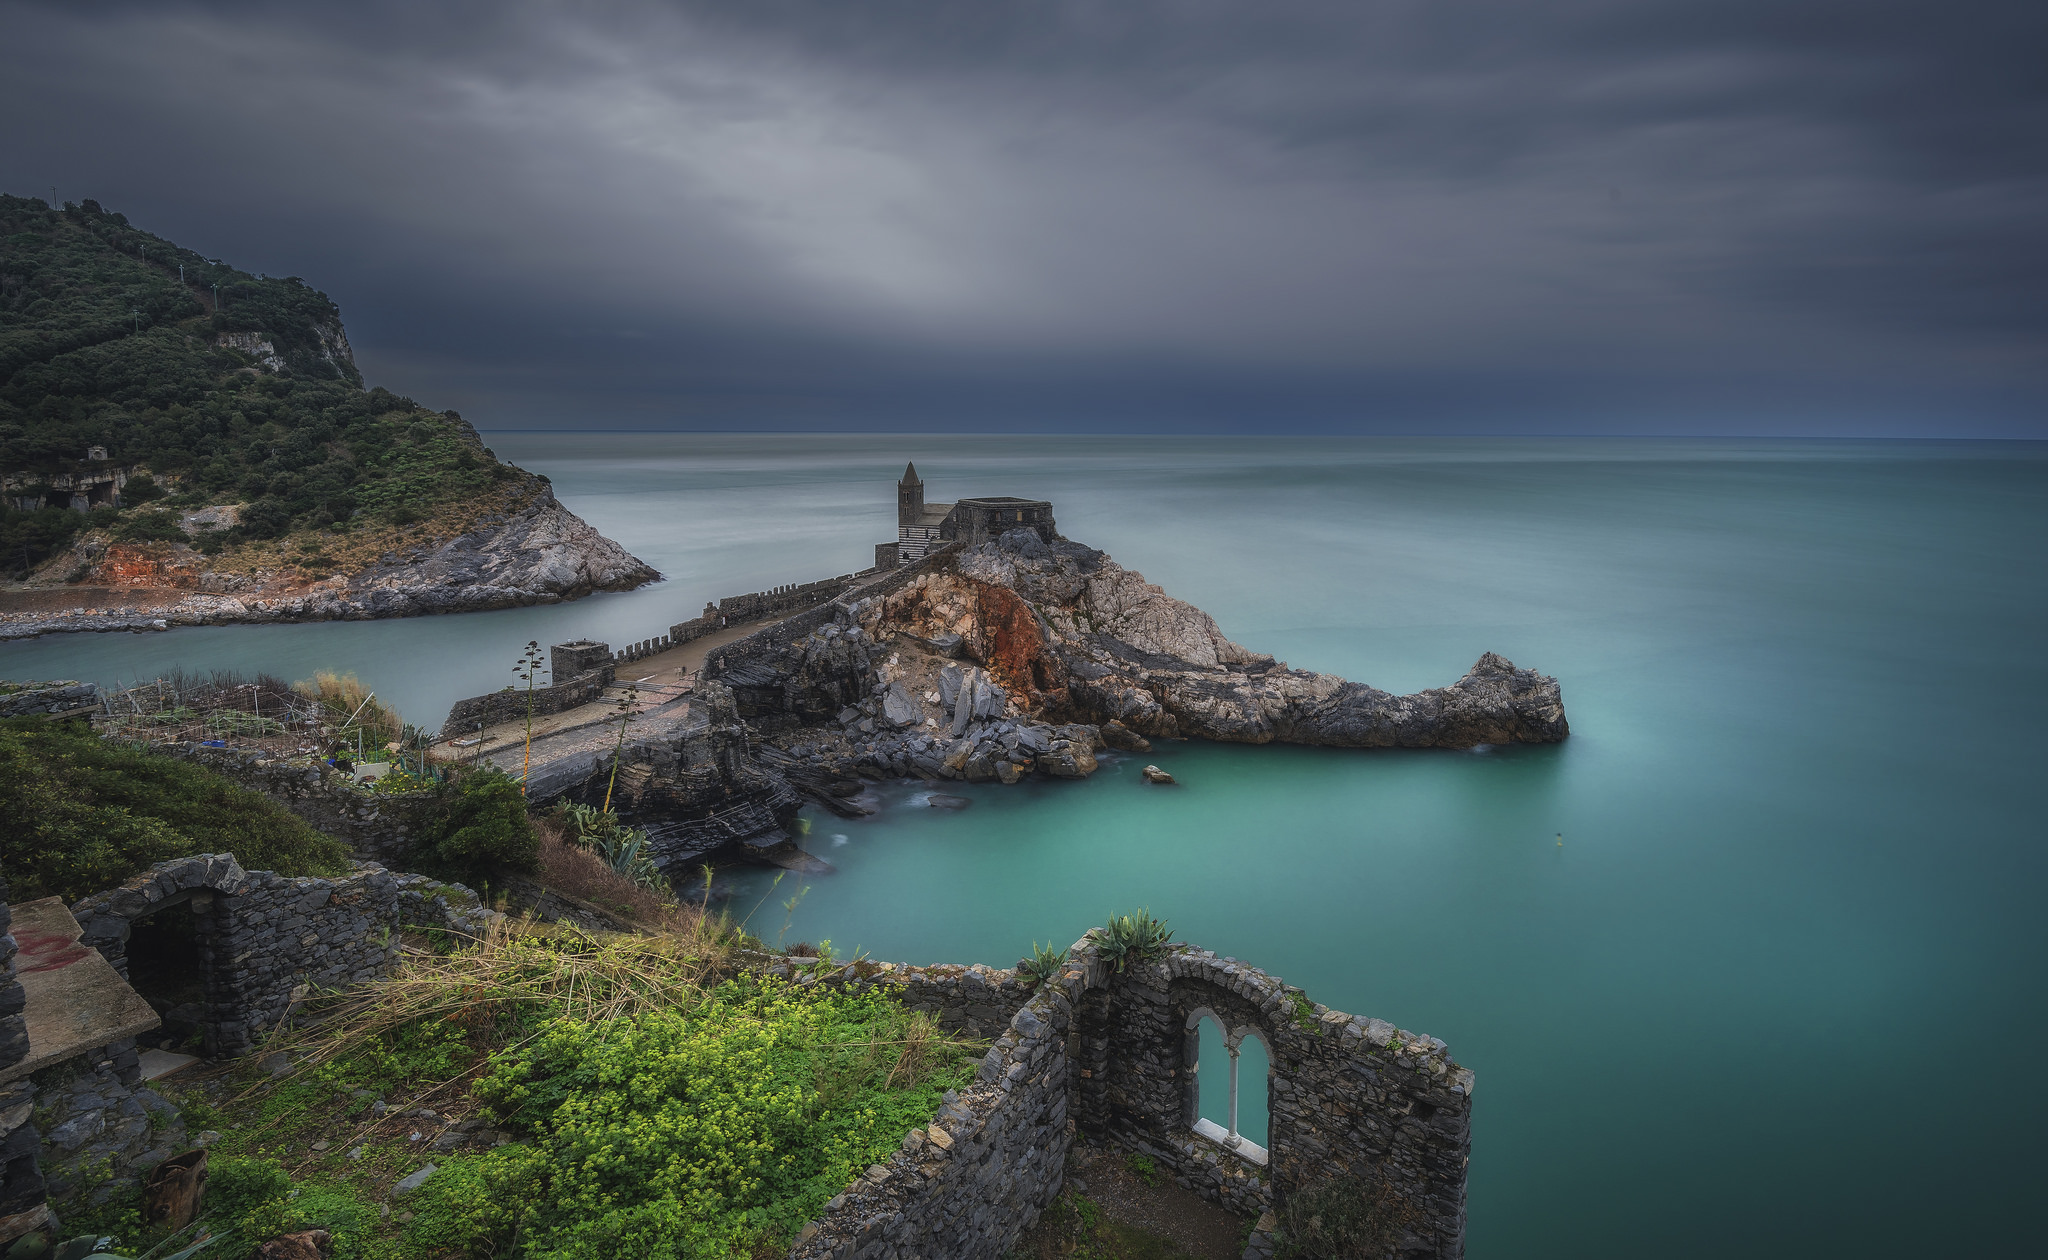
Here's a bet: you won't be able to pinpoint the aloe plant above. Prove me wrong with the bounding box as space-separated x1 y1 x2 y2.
1096 910 1174 972
1018 941 1069 987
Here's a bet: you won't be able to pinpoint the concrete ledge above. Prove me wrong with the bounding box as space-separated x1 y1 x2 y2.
0 898 158 1085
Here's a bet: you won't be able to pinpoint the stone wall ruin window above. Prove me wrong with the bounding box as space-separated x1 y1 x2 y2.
1186 1009 1271 1165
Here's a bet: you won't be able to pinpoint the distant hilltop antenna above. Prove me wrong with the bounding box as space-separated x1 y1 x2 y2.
49 186 56 210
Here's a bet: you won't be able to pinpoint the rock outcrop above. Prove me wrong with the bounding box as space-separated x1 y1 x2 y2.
0 487 658 639
527 529 1565 880
862 529 1567 749
641 530 1565 847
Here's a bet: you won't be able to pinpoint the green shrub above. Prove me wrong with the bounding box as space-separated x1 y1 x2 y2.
202 1156 292 1227
456 977 976 1258
0 718 349 901
202 1156 376 1260
415 766 538 879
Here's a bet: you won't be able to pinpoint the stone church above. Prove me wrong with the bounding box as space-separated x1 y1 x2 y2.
877 462 1056 567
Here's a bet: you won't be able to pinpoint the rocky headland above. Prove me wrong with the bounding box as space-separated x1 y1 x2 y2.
0 483 657 640
573 530 1566 879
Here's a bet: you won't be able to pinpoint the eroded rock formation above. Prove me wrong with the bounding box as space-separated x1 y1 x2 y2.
636 531 1565 849
862 530 1567 748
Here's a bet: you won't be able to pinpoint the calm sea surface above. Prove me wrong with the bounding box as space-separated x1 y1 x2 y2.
7 435 2045 1257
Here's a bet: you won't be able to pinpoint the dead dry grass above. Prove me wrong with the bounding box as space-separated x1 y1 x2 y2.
533 819 697 929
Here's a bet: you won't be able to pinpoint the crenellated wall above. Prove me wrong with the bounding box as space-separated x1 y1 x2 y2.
441 669 614 739
668 572 872 646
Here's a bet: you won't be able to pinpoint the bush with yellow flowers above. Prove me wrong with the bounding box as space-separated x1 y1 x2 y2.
404 976 975 1259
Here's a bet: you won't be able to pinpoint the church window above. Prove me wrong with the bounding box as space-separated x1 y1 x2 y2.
1186 1009 1271 1164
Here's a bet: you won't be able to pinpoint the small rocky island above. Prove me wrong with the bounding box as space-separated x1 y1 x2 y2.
467 465 1568 881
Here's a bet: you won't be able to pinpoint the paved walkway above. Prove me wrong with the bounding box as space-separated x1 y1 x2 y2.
430 616 786 794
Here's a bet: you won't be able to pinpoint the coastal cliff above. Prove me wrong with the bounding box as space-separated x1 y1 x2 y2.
0 483 655 639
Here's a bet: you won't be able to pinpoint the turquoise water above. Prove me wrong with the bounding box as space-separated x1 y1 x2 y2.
7 435 2045 1256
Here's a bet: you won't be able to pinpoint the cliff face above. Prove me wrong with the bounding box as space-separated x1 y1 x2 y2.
862 531 1567 749
0 487 658 639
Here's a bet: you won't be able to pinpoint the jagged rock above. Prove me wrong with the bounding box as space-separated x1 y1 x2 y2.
881 683 920 727
1141 765 1176 784
1101 720 1152 753
1038 739 1098 779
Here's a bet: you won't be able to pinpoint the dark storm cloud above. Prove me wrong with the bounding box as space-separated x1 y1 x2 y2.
3 0 2044 433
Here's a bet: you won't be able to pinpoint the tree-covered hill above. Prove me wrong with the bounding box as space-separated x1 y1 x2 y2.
0 193 533 577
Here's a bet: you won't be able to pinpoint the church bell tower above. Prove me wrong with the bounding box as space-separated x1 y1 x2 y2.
897 462 924 529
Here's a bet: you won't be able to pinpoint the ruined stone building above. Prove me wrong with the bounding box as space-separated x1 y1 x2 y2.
879 462 1056 568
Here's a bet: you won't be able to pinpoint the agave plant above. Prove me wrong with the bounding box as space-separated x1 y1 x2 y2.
564 803 666 891
1096 910 1174 972
1018 941 1069 987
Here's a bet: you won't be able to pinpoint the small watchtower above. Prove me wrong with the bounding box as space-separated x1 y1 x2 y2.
897 462 925 530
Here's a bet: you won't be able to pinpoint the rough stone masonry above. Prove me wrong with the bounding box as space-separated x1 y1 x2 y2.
776 932 1472 1260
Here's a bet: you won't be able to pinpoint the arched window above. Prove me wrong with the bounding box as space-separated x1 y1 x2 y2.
1184 1009 1271 1165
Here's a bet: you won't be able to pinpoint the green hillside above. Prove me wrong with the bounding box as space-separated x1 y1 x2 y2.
0 194 532 577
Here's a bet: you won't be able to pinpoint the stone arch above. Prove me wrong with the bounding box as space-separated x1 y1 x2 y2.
71 855 249 1057
1181 1002 1273 1164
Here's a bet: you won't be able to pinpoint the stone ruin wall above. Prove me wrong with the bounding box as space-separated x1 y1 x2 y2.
775 935 1472 1260
147 742 434 863
0 682 101 720
0 858 492 1238
71 856 490 1060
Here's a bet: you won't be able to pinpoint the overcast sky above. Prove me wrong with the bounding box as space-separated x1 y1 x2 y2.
4 0 2044 435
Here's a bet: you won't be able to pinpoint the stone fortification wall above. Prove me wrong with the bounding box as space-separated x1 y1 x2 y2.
442 669 613 739
148 742 434 862
668 573 870 646
0 682 100 719
776 932 1471 1260
702 549 956 733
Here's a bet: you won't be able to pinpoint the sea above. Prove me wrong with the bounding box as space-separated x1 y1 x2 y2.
6 434 2044 1258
